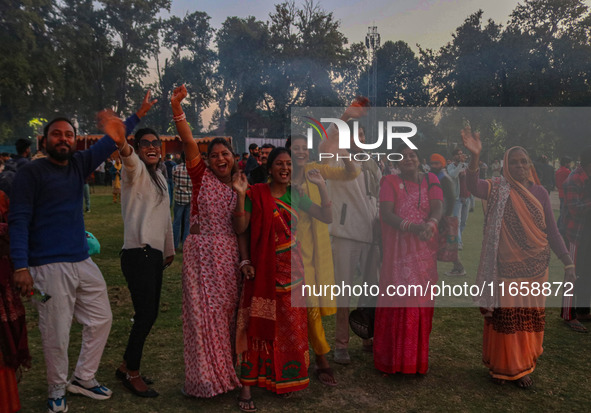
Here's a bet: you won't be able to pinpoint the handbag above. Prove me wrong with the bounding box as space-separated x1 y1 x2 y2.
86 231 101 255
437 216 459 262
349 307 375 339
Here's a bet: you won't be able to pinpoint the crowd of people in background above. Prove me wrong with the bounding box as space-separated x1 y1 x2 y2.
1 91 590 413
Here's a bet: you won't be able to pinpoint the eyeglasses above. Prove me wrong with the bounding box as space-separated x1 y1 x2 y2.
139 140 162 148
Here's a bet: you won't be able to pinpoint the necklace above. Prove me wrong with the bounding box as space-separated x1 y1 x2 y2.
401 173 422 209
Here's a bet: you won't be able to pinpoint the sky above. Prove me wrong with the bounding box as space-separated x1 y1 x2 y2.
155 0 537 128
167 0 521 51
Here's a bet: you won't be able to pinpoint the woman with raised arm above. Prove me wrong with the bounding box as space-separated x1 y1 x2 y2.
99 93 175 398
233 148 332 412
373 144 443 375
462 127 574 388
171 85 243 398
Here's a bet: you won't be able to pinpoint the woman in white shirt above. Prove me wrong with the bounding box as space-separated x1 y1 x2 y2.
103 115 174 398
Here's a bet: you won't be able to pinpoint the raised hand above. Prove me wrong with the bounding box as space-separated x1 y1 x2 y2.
461 126 482 157
232 171 249 195
306 169 325 187
97 110 126 149
136 90 158 118
342 96 370 121
171 85 188 107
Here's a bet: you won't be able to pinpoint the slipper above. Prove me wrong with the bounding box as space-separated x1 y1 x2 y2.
315 367 337 387
238 397 257 412
566 320 588 333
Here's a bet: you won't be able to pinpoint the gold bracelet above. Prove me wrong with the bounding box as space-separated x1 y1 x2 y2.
565 264 575 270
467 167 479 173
14 268 28 273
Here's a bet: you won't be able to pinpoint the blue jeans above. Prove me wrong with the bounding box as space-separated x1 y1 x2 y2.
173 202 191 249
452 197 470 245
167 180 174 206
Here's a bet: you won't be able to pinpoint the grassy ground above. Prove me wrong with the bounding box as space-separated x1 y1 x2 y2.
17 186 591 412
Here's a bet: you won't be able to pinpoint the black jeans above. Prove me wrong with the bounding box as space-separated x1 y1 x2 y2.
120 245 163 371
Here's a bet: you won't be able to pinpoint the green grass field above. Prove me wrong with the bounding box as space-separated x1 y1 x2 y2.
17 186 591 412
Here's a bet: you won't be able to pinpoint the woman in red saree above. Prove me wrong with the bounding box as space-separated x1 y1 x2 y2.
171 85 243 398
374 146 443 375
233 148 332 412
462 127 573 388
0 190 31 413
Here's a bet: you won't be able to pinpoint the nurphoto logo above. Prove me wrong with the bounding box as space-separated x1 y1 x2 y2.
305 116 419 162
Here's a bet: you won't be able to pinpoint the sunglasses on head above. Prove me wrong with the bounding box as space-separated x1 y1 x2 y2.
139 139 162 148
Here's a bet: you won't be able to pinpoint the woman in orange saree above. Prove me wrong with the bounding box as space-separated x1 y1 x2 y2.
463 128 574 388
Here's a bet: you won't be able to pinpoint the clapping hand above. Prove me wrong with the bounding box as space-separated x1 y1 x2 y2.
306 169 325 187
418 223 435 241
232 171 248 195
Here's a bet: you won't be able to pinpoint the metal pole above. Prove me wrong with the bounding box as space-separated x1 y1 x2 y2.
365 26 380 145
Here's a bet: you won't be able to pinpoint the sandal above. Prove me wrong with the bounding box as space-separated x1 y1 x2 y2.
566 319 588 333
315 367 337 387
238 397 257 412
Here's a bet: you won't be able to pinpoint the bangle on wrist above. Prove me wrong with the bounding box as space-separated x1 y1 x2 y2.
239 260 251 270
565 264 575 270
173 112 186 122
14 268 28 273
399 219 411 232
233 210 246 217
321 201 332 208
428 217 439 225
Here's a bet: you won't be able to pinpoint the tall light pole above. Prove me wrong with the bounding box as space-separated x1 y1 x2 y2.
365 26 380 144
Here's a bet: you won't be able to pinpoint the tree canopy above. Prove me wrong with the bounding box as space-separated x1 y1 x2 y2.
1 0 590 159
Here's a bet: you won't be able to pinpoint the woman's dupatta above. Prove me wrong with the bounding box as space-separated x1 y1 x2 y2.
475 147 547 310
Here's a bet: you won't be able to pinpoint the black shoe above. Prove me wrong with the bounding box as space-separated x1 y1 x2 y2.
115 369 154 385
